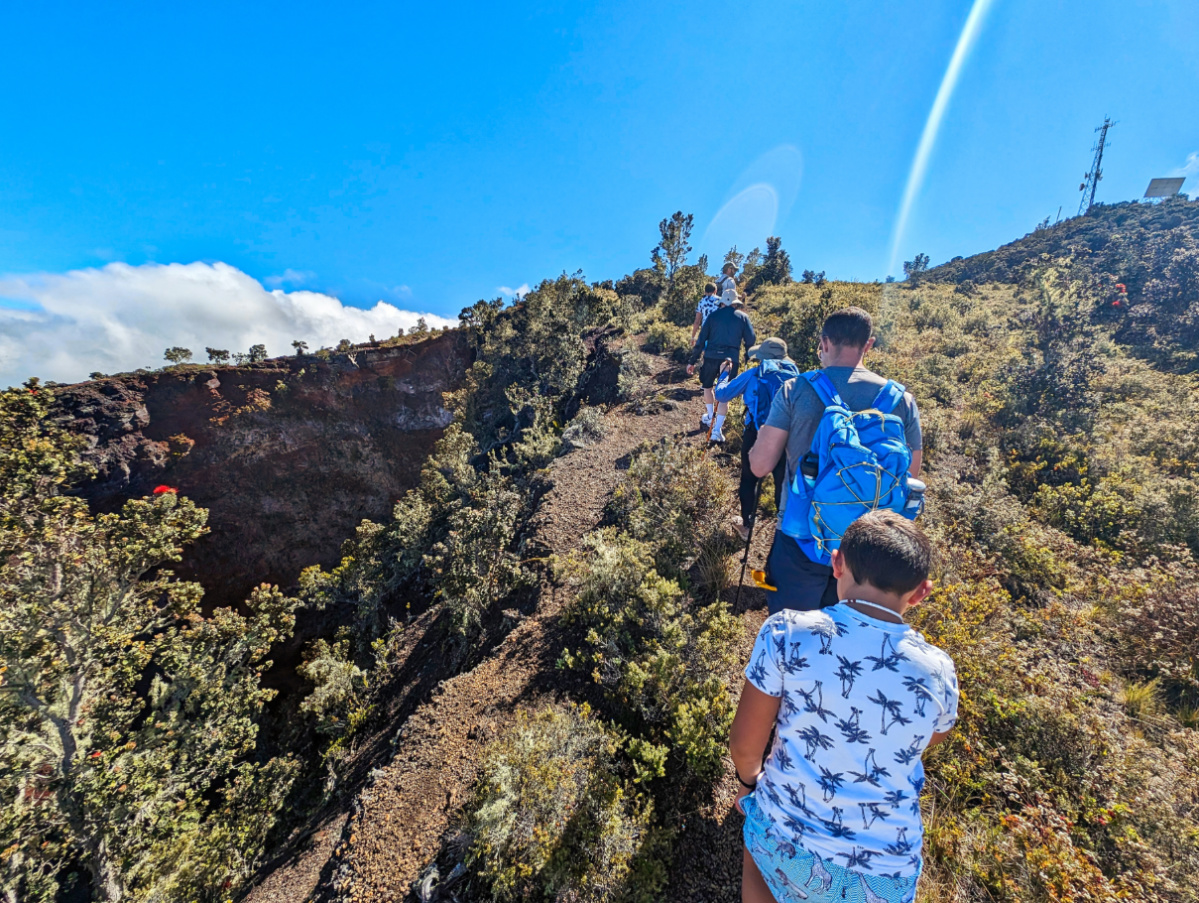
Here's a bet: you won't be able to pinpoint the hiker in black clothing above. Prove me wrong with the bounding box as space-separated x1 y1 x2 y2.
686 291 755 443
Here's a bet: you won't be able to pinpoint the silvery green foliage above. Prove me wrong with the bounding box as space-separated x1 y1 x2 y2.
0 382 297 902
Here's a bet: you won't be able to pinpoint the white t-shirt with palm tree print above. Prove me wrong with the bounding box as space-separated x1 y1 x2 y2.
745 603 958 879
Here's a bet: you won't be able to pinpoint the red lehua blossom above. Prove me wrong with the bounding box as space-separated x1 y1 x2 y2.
1113 300 1121 307
1116 283 1127 292
152 485 178 495
90 750 103 758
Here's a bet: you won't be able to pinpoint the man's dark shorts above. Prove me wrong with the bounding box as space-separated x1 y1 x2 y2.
764 530 838 615
699 356 739 389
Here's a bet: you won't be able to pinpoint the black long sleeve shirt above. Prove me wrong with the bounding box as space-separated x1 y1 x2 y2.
688 305 756 365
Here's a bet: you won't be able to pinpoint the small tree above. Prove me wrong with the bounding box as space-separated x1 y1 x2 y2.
745 237 792 292
335 339 353 353
651 211 694 283
206 348 230 364
903 252 930 284
291 340 308 356
760 236 793 285
247 344 268 363
163 347 192 365
408 317 429 336
739 246 762 290
0 384 298 902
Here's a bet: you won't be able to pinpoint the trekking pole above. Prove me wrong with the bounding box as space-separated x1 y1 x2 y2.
733 478 762 613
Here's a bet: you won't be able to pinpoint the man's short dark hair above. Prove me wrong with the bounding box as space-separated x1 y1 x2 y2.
705 282 717 294
821 307 873 348
839 510 932 595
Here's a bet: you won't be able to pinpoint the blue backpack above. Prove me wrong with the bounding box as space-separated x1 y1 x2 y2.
778 371 922 565
749 359 801 427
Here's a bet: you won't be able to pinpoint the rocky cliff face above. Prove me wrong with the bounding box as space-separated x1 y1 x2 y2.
53 332 469 607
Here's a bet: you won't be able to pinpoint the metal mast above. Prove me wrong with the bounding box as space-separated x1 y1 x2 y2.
1078 117 1115 216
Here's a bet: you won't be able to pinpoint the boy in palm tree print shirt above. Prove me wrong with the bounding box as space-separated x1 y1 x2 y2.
729 512 958 903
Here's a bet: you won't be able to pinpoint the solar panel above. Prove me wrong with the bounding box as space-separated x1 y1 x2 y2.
1144 177 1186 198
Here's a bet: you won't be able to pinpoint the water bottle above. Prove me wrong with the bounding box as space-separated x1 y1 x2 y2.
904 477 926 517
800 452 819 490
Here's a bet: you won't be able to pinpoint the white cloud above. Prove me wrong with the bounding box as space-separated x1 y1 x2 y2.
263 268 316 288
497 283 529 299
1173 151 1199 178
0 261 456 388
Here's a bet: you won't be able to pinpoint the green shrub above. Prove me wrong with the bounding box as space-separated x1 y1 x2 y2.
606 440 734 579
427 470 532 660
465 705 658 903
562 407 607 450
558 530 742 781
616 349 652 401
0 382 298 902
642 320 691 361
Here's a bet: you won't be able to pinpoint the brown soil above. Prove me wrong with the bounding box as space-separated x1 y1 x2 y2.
244 347 778 903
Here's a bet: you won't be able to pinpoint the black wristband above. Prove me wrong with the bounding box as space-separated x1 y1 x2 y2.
735 769 757 790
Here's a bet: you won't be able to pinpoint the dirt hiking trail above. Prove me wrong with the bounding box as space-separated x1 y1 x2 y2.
246 347 775 903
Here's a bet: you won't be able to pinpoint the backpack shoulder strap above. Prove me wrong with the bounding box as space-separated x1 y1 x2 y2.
804 370 845 408
871 379 907 415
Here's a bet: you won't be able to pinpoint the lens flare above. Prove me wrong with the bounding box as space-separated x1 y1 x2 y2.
887 0 997 277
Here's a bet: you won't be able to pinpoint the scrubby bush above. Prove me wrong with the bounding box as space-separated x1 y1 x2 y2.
558 531 742 782
616 348 652 401
642 320 691 361
606 440 734 579
465 705 658 903
1115 558 1199 696
562 406 607 449
0 382 298 903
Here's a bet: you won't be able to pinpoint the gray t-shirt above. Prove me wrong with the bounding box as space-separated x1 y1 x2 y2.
764 366 922 513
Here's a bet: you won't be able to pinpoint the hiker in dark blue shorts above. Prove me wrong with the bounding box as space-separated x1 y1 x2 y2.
686 290 755 443
748 307 923 614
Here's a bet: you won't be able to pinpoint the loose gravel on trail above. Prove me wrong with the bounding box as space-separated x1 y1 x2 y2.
246 347 778 902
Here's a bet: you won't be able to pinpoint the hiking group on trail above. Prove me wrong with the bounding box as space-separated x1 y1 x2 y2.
685 273 954 903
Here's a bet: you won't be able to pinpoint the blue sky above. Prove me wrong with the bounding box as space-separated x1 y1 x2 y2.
2 0 1197 325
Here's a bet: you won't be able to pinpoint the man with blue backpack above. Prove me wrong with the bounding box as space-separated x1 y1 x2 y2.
712 336 799 541
748 307 925 614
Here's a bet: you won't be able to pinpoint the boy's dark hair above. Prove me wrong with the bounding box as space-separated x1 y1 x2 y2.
821 306 873 348
839 510 932 595
704 282 717 294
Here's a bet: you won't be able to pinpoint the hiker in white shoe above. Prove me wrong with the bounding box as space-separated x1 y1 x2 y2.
686 290 756 443
713 337 799 541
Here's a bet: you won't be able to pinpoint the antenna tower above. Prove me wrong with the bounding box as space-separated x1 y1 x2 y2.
1078 117 1115 216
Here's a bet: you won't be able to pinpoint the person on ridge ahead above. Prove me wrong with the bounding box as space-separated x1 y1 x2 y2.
748 306 922 614
716 261 738 300
730 511 958 903
687 290 756 443
691 282 722 346
712 336 798 541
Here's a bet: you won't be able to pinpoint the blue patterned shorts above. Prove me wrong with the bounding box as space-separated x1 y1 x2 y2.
742 795 919 903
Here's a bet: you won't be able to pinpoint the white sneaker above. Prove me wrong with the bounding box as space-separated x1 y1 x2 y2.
701 411 713 427
709 428 725 443
733 516 750 542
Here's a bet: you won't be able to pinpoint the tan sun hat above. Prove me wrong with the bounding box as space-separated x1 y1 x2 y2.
748 337 788 360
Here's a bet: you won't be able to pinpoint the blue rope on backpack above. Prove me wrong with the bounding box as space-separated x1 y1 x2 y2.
778 371 922 565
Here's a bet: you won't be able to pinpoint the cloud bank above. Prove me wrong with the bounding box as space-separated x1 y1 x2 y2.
0 262 456 388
